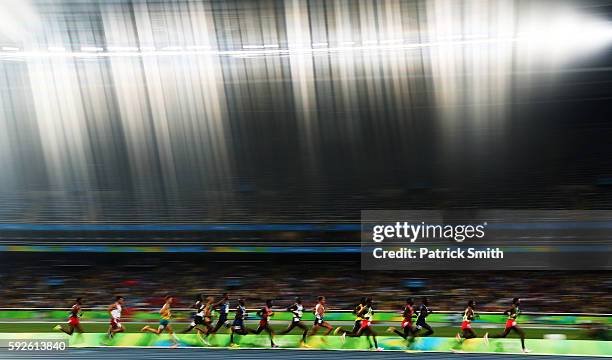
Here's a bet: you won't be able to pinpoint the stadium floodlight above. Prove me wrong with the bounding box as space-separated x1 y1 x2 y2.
0 11 610 61
81 46 103 52
518 17 612 51
107 46 139 52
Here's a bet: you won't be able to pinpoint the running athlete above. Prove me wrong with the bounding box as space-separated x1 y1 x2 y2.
347 298 366 336
141 295 179 347
309 296 334 336
107 296 125 338
210 293 230 333
201 296 215 335
456 300 485 342
387 297 416 342
230 298 253 347
279 297 309 346
413 297 434 336
54 297 84 335
252 299 277 347
336 297 382 351
182 294 210 335
333 297 365 338
335 298 365 339
487 298 530 353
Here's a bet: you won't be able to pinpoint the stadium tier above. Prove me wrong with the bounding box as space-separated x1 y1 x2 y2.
0 253 610 313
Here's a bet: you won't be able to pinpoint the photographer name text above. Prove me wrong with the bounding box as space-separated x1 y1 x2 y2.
372 247 504 259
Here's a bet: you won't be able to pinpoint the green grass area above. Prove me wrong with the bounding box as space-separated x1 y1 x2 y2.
0 322 591 340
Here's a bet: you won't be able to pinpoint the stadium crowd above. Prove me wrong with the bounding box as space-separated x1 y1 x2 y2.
1 260 610 314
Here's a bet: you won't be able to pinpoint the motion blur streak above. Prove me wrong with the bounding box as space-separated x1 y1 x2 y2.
0 0 611 223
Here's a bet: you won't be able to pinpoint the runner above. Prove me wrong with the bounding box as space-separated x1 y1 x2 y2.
349 297 366 336
309 296 334 337
456 300 488 344
182 294 212 343
336 297 382 351
279 297 309 346
54 297 84 335
210 293 230 334
252 299 278 347
413 297 434 337
387 297 416 343
230 298 253 347
487 297 530 353
140 295 179 347
335 298 364 339
107 296 125 339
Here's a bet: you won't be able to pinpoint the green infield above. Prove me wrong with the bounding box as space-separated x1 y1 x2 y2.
0 322 594 340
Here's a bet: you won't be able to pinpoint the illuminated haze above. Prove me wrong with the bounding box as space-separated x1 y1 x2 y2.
0 0 611 222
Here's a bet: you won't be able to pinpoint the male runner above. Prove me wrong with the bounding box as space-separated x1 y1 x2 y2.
141 295 178 347
487 297 530 353
54 297 84 335
107 296 125 338
350 298 366 335
182 294 207 334
456 300 487 342
414 297 434 336
252 299 277 347
387 297 416 342
333 297 365 338
230 298 253 347
336 297 382 351
210 293 230 333
310 296 334 336
279 297 309 346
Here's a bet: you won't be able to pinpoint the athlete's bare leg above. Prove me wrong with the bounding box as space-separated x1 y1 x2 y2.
321 321 333 335
462 328 477 340
364 327 379 348
252 324 276 346
280 321 308 342
108 325 124 338
140 325 162 334
415 323 434 337
230 326 249 346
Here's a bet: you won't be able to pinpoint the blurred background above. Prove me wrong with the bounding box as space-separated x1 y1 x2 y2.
0 0 611 223
1 252 611 313
0 0 611 331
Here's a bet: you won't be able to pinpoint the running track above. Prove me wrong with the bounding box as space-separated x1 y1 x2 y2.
1 348 609 360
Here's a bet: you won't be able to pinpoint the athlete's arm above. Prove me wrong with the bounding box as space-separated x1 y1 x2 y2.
211 299 224 309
